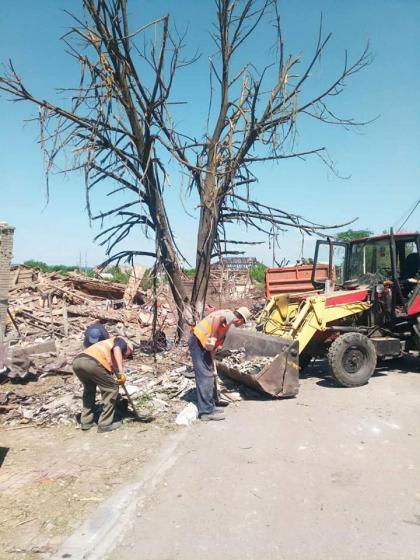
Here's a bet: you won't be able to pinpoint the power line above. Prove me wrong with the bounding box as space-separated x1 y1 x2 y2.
397 197 420 232
393 198 416 229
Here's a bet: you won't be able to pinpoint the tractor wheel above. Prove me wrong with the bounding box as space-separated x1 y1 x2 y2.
328 332 377 388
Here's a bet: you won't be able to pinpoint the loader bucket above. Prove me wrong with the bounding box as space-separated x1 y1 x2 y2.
216 327 299 398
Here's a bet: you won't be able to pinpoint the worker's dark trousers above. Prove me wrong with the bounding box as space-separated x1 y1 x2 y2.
72 356 119 427
188 334 215 415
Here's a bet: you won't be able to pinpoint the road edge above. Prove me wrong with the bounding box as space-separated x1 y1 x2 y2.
51 427 190 560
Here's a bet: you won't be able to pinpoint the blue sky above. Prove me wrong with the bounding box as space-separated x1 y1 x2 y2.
0 0 419 267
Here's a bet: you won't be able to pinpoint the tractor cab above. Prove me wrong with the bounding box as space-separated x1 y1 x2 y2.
311 232 420 318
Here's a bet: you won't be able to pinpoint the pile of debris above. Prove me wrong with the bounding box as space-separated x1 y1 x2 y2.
6 266 177 344
1 266 265 428
0 266 186 427
2 266 179 382
220 348 274 376
0 343 198 427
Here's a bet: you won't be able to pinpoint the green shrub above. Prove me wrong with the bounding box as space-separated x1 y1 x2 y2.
107 266 130 284
182 268 196 278
249 263 267 284
24 260 50 272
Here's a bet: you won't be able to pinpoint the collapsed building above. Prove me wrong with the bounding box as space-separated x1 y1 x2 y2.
182 257 259 306
0 239 265 427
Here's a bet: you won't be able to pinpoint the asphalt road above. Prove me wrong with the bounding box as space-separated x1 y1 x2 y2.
106 359 420 560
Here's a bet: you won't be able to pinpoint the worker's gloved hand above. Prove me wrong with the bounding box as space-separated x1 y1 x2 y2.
116 372 126 385
205 337 217 351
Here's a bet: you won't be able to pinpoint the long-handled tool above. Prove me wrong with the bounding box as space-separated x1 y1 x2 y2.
120 383 154 422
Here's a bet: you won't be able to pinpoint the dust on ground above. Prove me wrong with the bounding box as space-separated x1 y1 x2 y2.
0 418 176 560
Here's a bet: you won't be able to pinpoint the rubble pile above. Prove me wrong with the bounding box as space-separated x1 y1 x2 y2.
6 267 177 344
0 345 196 427
0 267 192 427
220 348 274 376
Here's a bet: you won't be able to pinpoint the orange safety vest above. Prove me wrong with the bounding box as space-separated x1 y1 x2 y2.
193 310 234 349
81 336 116 373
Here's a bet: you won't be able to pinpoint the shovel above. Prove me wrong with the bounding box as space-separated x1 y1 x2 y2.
120 383 154 423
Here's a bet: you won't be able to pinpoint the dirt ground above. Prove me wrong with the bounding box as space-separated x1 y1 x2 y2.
0 339 196 559
2 355 419 560
0 416 175 559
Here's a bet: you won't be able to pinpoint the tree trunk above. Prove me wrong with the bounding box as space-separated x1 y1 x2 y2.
145 171 194 339
191 200 219 318
162 249 194 339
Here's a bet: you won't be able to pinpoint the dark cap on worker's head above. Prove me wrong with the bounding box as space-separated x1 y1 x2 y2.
114 337 134 357
114 336 128 354
86 327 102 345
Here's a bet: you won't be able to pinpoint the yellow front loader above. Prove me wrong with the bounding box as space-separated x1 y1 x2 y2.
256 288 374 387
219 285 379 395
218 232 419 396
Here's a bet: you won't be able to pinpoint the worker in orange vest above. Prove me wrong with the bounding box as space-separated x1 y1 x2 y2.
72 336 133 433
189 307 250 421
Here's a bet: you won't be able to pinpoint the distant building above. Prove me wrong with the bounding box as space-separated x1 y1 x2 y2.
212 257 258 271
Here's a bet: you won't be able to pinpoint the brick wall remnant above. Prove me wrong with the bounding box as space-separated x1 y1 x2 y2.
0 222 15 344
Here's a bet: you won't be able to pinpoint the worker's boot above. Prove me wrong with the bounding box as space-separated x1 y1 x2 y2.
97 420 123 433
213 406 226 414
215 398 230 407
81 422 95 431
199 411 225 422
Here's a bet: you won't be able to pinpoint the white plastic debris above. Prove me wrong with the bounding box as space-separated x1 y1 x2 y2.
123 383 141 396
175 402 198 426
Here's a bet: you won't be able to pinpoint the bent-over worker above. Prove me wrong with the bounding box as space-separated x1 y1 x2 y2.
189 307 250 421
83 320 110 348
72 336 133 433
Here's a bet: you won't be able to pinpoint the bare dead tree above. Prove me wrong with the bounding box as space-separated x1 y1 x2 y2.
0 0 199 337
181 0 372 314
0 0 371 333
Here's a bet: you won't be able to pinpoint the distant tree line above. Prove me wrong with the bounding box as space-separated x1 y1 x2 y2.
23 260 130 283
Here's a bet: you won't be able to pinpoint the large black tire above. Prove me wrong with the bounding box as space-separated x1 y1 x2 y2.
328 332 377 388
